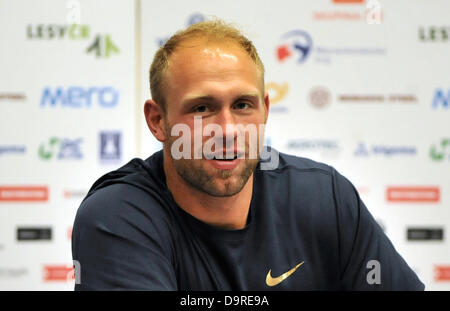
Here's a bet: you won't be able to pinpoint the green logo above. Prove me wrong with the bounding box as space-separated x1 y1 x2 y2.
430 138 450 161
38 137 83 160
86 34 119 58
27 24 118 59
27 24 90 40
39 137 60 160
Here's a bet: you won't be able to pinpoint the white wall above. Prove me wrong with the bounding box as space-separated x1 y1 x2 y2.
1 0 449 290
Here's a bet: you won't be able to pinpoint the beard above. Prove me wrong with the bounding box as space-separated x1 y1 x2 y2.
165 134 259 197
172 156 258 197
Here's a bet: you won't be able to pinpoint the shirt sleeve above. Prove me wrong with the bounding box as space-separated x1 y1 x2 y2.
72 183 178 290
332 169 425 290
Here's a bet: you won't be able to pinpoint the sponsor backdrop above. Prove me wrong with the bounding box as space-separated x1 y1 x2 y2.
0 0 449 290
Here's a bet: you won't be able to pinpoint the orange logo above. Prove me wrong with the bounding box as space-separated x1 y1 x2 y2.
386 187 440 203
43 265 74 282
435 266 450 281
0 186 48 202
266 82 289 104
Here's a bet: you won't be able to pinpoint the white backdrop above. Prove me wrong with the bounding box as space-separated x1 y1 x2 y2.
1 0 449 290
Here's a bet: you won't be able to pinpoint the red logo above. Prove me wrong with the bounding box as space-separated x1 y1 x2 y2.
277 45 292 61
386 187 440 203
43 265 74 282
0 186 48 202
435 266 450 281
333 0 365 3
67 227 73 240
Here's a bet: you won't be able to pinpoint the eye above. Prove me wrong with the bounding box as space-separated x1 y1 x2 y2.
234 102 250 110
193 105 208 113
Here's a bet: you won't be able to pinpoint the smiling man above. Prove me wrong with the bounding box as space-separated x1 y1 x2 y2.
72 20 424 290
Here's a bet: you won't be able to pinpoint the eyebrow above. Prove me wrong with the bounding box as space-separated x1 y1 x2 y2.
182 93 261 105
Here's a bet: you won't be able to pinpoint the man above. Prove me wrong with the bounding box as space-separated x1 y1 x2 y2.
72 20 424 290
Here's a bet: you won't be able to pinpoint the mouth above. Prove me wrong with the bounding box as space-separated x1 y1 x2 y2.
206 152 243 170
212 154 238 161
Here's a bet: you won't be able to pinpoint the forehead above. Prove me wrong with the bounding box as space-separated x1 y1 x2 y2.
166 37 262 82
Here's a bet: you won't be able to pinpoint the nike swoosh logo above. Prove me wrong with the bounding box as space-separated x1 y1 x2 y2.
265 261 304 287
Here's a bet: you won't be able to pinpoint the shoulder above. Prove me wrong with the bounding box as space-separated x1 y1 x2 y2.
261 150 352 192
258 150 360 226
275 152 334 175
73 181 176 257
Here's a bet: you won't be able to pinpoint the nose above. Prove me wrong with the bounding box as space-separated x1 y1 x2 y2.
215 108 238 148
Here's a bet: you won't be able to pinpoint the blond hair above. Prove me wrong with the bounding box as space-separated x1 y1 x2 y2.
149 19 265 113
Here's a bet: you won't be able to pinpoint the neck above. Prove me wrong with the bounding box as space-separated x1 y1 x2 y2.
163 151 253 230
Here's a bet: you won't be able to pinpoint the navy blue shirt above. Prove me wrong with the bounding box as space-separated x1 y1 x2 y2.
72 150 425 290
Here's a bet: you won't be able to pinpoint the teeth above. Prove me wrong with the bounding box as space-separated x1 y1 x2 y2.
213 155 237 160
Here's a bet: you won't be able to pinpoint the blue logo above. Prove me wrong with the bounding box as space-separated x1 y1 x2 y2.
99 131 121 163
0 145 26 157
276 30 313 64
187 13 206 26
157 13 206 47
354 142 417 157
40 86 119 108
354 143 370 157
39 137 83 160
432 88 449 109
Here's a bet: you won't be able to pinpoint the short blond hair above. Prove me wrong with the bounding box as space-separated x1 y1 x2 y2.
149 19 265 113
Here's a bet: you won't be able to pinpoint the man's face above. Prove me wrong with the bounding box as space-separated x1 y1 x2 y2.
162 38 269 197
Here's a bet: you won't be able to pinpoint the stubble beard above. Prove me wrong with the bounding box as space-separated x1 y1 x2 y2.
166 135 259 197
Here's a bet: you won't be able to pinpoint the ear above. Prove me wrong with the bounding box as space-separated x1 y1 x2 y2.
144 99 167 142
263 92 270 123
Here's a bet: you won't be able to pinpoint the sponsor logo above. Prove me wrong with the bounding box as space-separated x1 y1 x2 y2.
0 268 28 279
17 227 52 241
86 34 120 58
314 0 383 23
157 13 206 46
67 227 73 240
266 261 304 287
407 228 444 241
432 88 450 109
354 142 417 157
26 24 119 58
0 145 26 157
39 137 83 160
309 87 331 109
0 93 26 101
287 139 340 158
386 186 440 203
0 186 49 202
27 24 90 39
430 138 450 161
99 131 122 163
276 30 313 64
419 26 450 42
435 266 450 281
63 189 87 199
338 93 417 104
266 82 289 113
357 186 370 195
333 0 364 3
40 86 119 108
187 12 206 26
276 30 386 65
43 265 74 282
